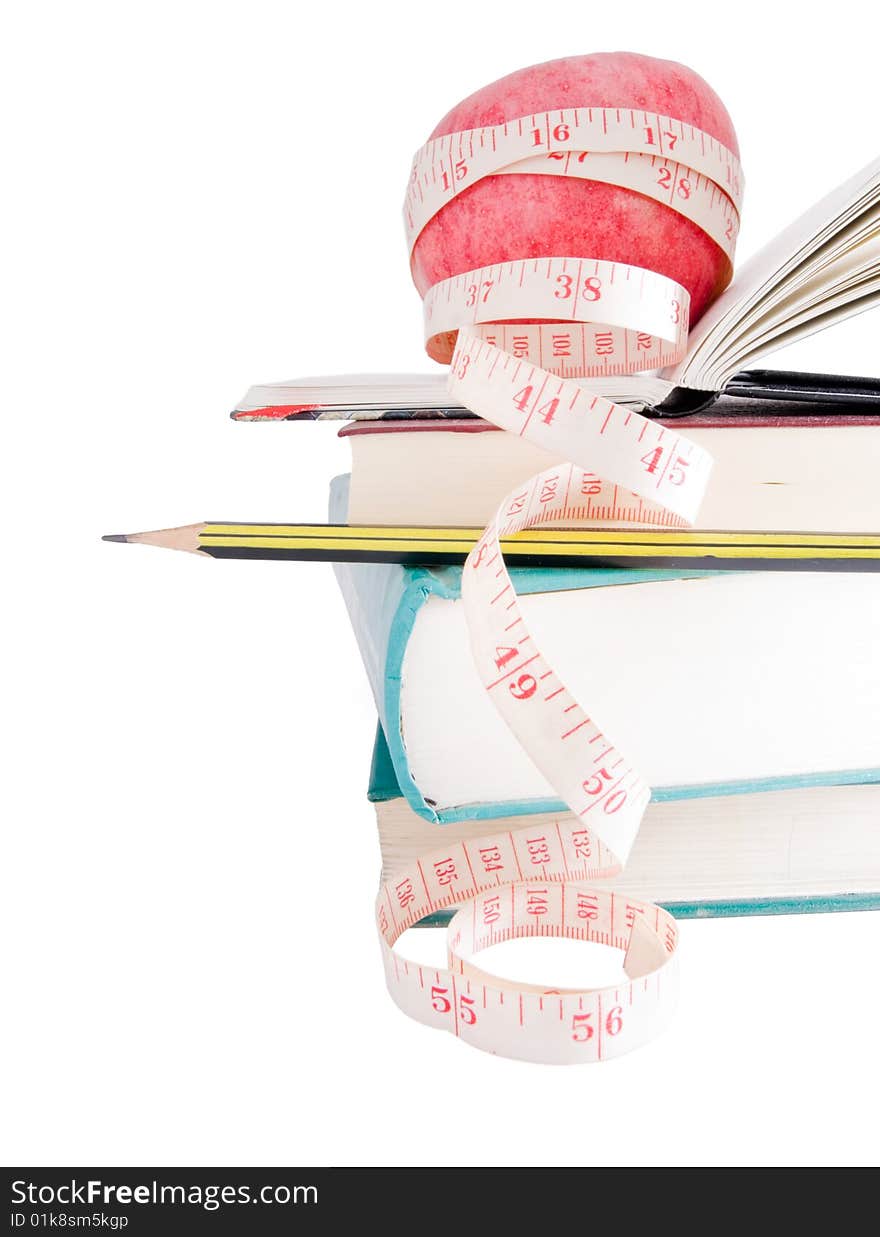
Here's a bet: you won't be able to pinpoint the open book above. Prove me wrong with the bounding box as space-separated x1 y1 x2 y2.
234 156 880 421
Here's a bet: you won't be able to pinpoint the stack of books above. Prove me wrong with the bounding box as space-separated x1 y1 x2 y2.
328 400 880 921
227 157 880 925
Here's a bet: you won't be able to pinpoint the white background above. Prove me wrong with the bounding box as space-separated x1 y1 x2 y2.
4 0 880 1168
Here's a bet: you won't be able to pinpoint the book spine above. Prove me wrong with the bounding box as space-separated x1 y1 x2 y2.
329 475 404 739
331 475 448 820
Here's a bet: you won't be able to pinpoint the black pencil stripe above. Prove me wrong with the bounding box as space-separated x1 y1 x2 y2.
202 546 880 571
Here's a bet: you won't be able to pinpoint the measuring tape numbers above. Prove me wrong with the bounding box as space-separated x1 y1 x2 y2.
404 106 743 255
378 822 677 1064
378 108 741 1062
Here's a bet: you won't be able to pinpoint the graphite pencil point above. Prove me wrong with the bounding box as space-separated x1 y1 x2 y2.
102 533 130 543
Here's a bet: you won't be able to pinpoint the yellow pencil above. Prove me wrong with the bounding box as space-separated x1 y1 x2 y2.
102 522 880 571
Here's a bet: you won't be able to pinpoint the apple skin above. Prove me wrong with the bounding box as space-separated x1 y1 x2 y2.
411 53 740 363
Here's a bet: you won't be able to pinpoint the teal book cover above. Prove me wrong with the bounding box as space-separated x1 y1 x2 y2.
335 471 880 825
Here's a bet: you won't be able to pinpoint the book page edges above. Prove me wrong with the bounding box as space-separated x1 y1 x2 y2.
668 156 880 390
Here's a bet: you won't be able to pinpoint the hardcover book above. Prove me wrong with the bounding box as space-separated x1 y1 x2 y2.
330 475 880 825
339 411 880 532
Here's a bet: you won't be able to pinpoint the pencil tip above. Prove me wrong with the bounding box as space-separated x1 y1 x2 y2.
102 533 129 543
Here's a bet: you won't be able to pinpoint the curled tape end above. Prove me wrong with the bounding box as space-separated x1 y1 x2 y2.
623 913 670 981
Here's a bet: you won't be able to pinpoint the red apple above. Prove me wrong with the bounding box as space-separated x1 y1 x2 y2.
411 52 739 363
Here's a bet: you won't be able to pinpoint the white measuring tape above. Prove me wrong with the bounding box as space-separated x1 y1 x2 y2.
405 107 742 255
422 256 690 373
378 108 740 1062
